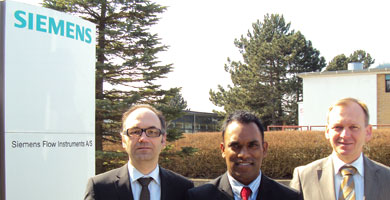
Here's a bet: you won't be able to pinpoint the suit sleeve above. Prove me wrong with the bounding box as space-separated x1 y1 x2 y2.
185 189 193 200
84 177 96 200
185 184 215 200
290 167 302 193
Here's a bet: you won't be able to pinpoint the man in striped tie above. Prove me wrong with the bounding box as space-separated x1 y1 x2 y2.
290 97 390 200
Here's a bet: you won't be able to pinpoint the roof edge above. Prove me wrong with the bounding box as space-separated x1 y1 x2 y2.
298 67 390 78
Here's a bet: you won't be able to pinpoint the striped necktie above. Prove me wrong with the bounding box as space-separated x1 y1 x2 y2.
338 166 357 200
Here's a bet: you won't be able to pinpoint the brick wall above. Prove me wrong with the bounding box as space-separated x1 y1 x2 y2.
377 74 390 125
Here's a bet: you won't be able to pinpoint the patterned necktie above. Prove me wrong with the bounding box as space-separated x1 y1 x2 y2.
240 187 252 200
338 166 357 200
138 177 153 200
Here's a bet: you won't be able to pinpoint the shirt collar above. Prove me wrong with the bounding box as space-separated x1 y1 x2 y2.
227 170 262 198
127 162 161 185
332 152 364 177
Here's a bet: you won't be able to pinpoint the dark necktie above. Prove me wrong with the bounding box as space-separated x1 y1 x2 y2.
138 177 153 200
240 187 252 200
338 166 357 200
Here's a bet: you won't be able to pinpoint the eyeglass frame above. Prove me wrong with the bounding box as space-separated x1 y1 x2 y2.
123 127 163 138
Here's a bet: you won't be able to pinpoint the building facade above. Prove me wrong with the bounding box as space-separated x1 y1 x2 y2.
170 110 223 133
298 66 390 128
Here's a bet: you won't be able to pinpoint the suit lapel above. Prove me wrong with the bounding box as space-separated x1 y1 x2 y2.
363 156 379 200
159 167 168 200
318 156 336 200
217 173 234 200
115 164 134 200
257 174 272 200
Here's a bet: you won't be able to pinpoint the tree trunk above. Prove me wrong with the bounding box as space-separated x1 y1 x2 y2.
95 0 107 174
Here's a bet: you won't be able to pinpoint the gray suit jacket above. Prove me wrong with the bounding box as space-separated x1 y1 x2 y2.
290 155 390 200
186 172 301 200
84 164 194 200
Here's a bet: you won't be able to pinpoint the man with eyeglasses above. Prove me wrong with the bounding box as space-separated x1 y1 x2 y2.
84 104 194 200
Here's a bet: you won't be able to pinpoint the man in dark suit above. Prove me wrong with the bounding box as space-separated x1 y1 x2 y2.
290 98 390 200
84 104 194 200
186 111 301 200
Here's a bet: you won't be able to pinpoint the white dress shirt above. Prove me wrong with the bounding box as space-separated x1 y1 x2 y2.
332 152 364 200
128 162 161 200
227 171 262 200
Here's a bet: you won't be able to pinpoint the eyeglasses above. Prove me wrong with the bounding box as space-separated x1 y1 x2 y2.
124 127 162 138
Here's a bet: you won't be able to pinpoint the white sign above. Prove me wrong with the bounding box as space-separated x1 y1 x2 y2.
1 1 95 199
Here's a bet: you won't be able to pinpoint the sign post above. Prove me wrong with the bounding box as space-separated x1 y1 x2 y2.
0 1 95 199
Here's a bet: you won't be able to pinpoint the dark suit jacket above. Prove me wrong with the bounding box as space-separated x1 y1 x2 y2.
290 155 390 200
186 172 301 200
84 164 194 200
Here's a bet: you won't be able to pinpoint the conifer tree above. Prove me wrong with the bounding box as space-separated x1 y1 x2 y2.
43 0 185 157
349 50 375 69
325 50 375 71
325 54 349 71
210 14 325 126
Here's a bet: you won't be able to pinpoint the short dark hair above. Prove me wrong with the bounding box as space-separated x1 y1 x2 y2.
121 104 166 134
221 110 264 141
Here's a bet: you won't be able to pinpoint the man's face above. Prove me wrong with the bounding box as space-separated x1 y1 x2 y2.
220 121 268 185
121 108 166 165
325 102 372 163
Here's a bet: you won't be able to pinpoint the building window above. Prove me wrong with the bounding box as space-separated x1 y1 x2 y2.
386 74 390 92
